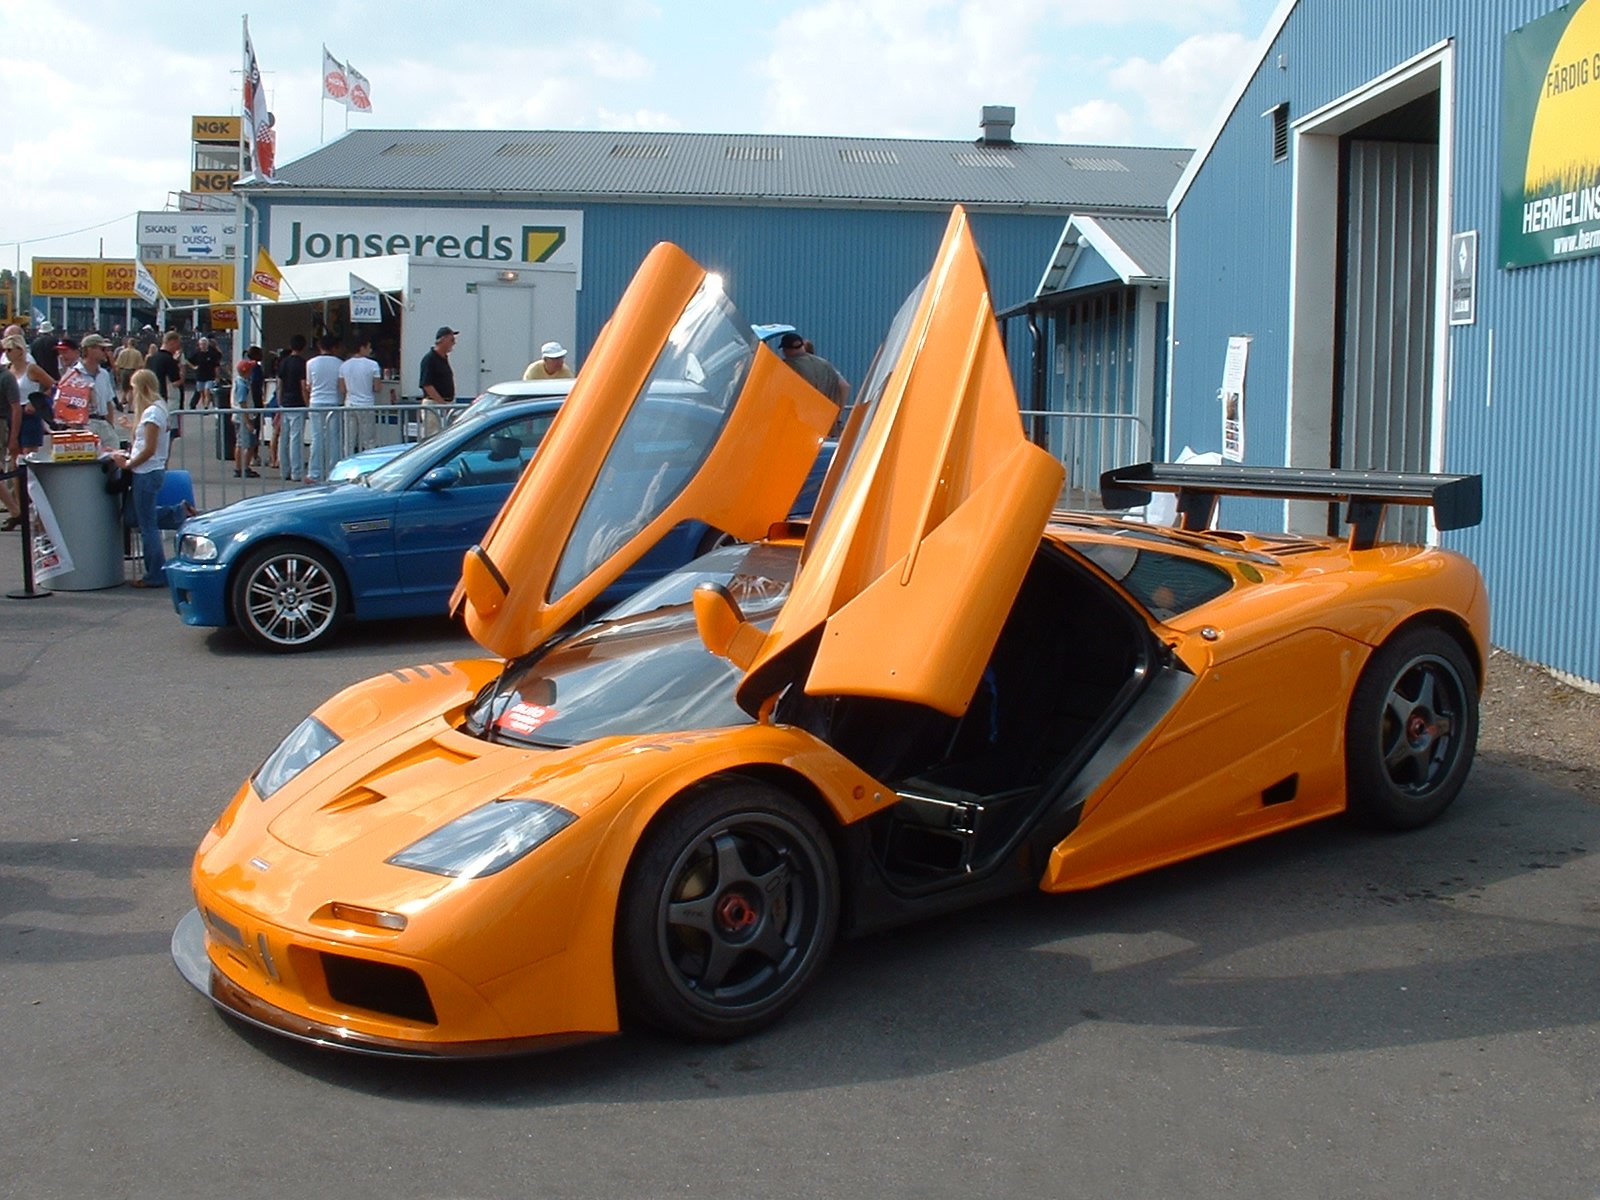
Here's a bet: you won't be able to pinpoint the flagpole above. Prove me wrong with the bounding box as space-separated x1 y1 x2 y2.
240 15 254 351
320 43 326 144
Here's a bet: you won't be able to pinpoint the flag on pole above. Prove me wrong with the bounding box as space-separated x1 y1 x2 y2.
208 288 240 330
133 260 162 305
242 19 276 180
322 46 349 104
248 246 283 301
346 62 372 113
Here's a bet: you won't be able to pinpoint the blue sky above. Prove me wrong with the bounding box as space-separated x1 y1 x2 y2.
2 0 1281 263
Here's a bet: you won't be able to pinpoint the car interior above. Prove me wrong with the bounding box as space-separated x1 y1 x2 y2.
782 544 1153 890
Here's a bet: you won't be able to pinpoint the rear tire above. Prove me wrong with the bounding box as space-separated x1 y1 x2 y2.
1345 627 1478 829
616 781 838 1040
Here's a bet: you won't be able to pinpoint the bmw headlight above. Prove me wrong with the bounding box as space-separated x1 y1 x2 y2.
179 532 219 561
387 799 575 879
253 716 342 799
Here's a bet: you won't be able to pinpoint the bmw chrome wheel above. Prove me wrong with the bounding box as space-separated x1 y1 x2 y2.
230 543 345 652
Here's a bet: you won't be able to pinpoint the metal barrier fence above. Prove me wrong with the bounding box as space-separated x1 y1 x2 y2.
160 403 1149 517
162 403 449 511
1019 409 1152 512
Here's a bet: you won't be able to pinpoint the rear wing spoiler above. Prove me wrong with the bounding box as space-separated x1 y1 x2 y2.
1099 462 1483 551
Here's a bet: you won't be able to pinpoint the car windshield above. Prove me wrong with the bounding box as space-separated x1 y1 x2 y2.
466 542 798 748
361 409 503 492
548 277 756 600
460 387 520 421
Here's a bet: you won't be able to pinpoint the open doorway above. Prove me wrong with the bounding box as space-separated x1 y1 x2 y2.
1285 44 1453 540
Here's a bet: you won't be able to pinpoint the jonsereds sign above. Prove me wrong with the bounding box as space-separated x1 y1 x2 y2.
266 206 583 285
1500 0 1600 268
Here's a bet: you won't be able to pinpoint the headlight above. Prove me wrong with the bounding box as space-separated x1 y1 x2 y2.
387 799 575 879
253 716 342 799
179 533 219 561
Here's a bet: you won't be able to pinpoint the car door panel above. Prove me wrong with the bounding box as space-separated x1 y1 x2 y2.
738 207 1065 717
460 243 837 660
1042 626 1360 891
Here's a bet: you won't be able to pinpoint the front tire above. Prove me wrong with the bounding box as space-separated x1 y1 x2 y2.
230 542 346 652
1345 627 1478 829
616 781 839 1041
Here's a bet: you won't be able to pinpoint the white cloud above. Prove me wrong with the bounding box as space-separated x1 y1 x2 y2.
1102 31 1257 144
1054 99 1137 145
758 0 1057 139
595 108 683 131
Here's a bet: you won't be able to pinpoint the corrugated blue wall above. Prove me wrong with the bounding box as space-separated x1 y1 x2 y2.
575 203 1063 386
257 196 1062 396
1173 0 1600 682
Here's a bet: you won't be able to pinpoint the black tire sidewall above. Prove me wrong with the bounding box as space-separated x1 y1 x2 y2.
1346 628 1478 830
615 781 838 1040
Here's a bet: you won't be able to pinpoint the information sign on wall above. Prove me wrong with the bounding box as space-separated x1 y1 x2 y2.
1500 0 1600 268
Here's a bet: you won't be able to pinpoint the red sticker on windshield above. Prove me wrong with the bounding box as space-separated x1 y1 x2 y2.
495 702 559 735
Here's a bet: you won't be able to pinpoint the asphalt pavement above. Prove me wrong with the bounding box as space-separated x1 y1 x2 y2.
2 538 1598 1199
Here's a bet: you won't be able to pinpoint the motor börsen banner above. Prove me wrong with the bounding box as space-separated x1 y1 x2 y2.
1501 0 1600 268
33 259 235 299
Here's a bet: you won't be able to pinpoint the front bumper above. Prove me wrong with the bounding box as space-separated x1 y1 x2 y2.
170 908 597 1060
166 559 232 627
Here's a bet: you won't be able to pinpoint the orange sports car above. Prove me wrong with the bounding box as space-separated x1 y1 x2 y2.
172 208 1488 1056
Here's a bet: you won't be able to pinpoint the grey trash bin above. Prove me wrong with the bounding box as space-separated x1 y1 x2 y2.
25 456 126 590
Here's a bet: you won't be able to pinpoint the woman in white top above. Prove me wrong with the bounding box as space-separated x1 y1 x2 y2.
111 368 193 587
6 332 55 458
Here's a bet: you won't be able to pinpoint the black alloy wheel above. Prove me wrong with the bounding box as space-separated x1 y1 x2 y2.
1345 626 1479 829
616 781 839 1040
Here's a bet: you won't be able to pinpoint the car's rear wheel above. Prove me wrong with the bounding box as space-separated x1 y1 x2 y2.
616 781 838 1041
1345 626 1478 829
230 542 345 652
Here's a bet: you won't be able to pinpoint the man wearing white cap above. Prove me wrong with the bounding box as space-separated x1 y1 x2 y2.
522 340 574 380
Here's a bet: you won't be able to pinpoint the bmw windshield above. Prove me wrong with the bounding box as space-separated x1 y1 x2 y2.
465 543 797 747
361 410 500 492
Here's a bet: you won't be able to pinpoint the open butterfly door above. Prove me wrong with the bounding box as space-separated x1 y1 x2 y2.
735 206 1065 717
458 242 837 661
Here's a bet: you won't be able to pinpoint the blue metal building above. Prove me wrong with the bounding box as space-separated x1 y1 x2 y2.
241 115 1187 403
1169 0 1600 686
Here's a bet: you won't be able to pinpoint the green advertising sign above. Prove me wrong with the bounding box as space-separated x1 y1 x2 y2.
1500 0 1600 268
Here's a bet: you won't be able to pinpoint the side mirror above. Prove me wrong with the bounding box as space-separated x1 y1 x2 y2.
692 582 765 669
419 465 460 491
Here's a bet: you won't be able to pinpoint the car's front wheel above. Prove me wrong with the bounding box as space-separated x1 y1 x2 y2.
616 781 839 1041
230 542 346 652
1345 626 1478 829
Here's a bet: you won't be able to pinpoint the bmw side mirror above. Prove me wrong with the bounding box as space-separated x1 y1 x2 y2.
420 466 460 491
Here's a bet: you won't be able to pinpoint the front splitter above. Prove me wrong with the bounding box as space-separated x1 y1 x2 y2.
170 907 598 1060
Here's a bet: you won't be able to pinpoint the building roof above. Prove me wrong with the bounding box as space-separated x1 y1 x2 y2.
249 128 1192 214
1035 214 1172 297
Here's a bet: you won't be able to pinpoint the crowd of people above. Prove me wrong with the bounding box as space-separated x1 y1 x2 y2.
1 318 207 582
2 311 848 589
